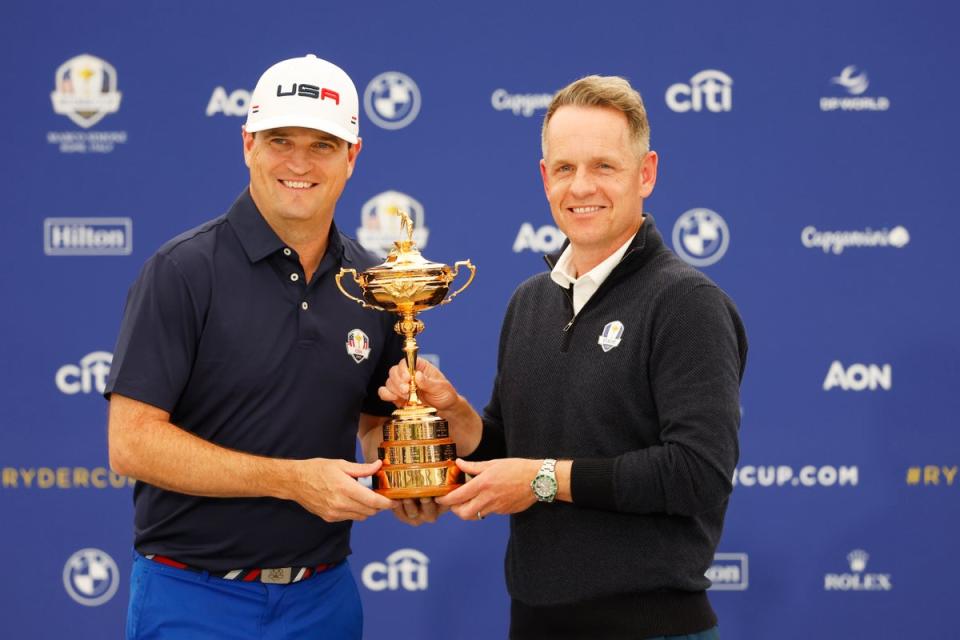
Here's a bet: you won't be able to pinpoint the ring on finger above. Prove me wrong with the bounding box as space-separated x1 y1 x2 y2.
477 511 484 520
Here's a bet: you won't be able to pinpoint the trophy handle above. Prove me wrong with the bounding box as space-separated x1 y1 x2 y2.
438 260 476 306
335 268 387 312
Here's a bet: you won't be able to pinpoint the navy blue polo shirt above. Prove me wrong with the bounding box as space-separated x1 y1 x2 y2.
105 189 402 570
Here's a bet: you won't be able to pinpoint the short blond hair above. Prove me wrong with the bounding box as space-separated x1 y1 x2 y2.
541 75 650 158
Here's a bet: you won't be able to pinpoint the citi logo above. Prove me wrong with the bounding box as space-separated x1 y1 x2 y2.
823 361 891 391
513 223 566 253
707 553 748 591
206 87 250 116
56 351 112 395
665 70 733 113
824 549 892 591
490 89 553 117
44 217 132 256
361 548 428 592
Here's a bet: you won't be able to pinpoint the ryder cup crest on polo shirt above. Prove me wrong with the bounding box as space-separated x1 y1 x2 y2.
598 321 625 352
346 329 372 363
358 191 428 257
48 54 127 153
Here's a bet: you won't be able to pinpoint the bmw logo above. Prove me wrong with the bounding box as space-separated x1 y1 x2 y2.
63 548 120 606
363 71 421 130
672 208 730 266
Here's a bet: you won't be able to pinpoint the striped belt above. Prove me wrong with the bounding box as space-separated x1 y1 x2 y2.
145 554 334 584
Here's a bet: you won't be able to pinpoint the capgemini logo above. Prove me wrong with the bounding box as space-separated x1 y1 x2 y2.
361 548 429 591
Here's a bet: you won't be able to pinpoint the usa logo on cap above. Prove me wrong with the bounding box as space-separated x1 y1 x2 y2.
346 329 372 363
597 321 625 352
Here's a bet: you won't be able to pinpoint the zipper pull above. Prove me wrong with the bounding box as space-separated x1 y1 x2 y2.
562 318 575 332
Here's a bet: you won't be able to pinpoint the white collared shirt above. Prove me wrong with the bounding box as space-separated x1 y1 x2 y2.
550 232 636 315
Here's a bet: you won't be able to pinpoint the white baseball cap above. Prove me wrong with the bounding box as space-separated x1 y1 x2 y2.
245 54 359 143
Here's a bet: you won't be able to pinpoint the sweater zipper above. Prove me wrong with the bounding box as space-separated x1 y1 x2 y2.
545 247 642 350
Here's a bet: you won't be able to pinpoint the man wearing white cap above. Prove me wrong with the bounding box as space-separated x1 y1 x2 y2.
106 55 403 639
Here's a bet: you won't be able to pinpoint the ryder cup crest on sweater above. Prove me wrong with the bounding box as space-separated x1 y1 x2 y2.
598 321 625 352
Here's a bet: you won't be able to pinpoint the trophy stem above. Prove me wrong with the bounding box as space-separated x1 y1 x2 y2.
396 311 425 406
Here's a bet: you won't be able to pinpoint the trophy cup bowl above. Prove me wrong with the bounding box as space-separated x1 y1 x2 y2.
335 210 475 498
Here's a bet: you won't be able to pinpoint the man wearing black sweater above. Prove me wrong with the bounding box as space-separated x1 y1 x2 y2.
381 76 747 639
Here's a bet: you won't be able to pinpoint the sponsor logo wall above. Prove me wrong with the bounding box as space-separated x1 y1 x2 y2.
5 3 958 639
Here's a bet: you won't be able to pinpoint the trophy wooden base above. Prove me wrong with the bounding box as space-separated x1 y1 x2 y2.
372 405 462 499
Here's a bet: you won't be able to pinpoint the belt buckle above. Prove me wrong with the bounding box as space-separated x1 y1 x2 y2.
261 567 293 584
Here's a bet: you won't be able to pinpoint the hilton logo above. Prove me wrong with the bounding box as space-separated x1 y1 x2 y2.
706 553 749 591
44 217 132 256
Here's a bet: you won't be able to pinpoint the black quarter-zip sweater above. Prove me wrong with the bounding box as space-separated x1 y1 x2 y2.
470 215 747 638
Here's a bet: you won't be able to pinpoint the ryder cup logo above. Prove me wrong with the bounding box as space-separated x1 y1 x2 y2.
598 321 625 352
364 72 421 130
666 70 733 113
362 548 429 592
50 54 122 128
358 191 428 257
63 548 120 606
346 329 371 363
672 209 730 266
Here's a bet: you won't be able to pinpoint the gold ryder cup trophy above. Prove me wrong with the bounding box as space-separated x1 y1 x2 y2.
335 210 475 498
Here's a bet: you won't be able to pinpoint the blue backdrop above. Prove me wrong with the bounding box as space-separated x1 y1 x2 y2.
2 1 958 638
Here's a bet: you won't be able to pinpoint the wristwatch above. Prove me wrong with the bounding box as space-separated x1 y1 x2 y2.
531 458 558 503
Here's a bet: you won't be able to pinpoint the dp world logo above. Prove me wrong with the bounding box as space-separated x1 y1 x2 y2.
364 72 421 130
63 548 120 606
672 208 730 266
358 190 428 257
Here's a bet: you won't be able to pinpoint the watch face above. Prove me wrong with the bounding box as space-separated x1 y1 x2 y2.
534 475 557 498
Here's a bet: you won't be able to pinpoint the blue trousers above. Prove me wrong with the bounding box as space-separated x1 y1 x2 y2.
126 552 362 640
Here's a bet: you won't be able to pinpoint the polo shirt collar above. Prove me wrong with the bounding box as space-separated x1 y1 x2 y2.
226 188 346 264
